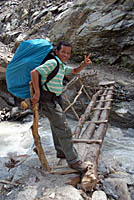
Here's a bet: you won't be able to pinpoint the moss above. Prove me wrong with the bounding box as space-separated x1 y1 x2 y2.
94 58 101 65
121 56 130 68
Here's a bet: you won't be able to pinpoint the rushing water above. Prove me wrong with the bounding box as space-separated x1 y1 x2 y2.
102 125 134 173
0 109 134 174
0 117 78 157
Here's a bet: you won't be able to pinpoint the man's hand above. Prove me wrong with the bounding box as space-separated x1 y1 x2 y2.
72 54 92 74
83 54 92 67
31 92 40 105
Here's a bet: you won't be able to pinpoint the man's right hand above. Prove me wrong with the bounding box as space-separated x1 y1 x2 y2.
31 92 40 105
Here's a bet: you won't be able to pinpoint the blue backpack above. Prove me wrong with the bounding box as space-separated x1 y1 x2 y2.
6 39 59 99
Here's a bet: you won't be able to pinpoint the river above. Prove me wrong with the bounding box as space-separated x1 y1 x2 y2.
0 113 134 174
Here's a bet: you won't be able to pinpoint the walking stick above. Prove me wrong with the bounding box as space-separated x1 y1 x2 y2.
30 81 51 172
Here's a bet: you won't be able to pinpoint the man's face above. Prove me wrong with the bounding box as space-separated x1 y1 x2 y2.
56 45 72 64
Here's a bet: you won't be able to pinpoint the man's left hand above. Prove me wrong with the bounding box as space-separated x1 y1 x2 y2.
83 54 92 66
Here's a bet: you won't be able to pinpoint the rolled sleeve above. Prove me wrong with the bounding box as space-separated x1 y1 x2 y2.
64 65 73 75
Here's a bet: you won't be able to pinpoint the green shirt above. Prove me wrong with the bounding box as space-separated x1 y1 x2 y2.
36 56 72 96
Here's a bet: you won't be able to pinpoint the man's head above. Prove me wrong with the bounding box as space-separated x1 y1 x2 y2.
56 41 72 64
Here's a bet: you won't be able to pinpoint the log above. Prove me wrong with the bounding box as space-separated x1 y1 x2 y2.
30 82 51 171
80 86 114 191
71 86 114 191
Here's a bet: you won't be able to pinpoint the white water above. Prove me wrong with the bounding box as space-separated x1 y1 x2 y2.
0 121 33 157
102 125 134 172
0 116 134 173
0 117 78 157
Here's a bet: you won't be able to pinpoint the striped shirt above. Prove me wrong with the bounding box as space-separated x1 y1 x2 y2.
36 56 72 96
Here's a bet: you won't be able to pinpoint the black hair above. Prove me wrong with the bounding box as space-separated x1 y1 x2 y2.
56 41 72 51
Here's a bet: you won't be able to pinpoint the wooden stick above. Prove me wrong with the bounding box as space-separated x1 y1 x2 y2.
73 139 102 144
79 79 92 100
99 93 114 96
96 99 113 102
30 82 51 172
50 169 79 175
63 94 80 120
84 120 108 124
64 85 84 112
93 107 111 110
0 180 18 186
62 76 79 94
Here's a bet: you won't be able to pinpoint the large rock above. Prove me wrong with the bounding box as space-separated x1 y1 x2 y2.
49 0 134 66
103 178 131 200
0 42 13 80
0 0 134 68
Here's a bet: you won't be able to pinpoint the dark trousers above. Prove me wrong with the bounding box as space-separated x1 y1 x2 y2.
41 101 79 164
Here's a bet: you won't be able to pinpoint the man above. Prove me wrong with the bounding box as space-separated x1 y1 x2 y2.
31 41 92 173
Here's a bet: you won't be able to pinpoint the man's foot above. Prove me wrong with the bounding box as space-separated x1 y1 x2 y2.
56 152 66 159
69 160 88 173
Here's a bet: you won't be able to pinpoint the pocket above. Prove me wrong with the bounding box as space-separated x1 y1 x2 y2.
40 90 52 102
46 101 56 109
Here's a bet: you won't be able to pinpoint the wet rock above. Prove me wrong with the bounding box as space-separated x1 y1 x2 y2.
92 190 107 200
0 155 84 200
109 100 134 128
10 107 33 121
102 178 131 200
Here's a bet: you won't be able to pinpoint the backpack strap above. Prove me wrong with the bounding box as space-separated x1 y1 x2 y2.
44 57 59 92
39 53 59 92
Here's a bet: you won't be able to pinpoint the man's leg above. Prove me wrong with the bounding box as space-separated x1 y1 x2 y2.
41 102 78 164
50 122 65 158
41 101 88 172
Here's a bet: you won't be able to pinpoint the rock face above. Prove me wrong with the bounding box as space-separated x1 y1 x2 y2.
0 0 134 79
0 42 12 80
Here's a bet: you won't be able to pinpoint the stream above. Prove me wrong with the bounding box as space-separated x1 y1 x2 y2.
0 105 134 172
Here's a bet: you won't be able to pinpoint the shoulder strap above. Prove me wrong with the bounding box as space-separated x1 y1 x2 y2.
44 57 59 91
40 55 59 92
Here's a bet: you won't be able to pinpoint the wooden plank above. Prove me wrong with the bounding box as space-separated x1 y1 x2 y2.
84 120 108 124
93 107 111 110
99 80 115 86
73 139 102 144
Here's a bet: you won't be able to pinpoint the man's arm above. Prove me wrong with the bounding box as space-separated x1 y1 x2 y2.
71 54 92 74
30 69 40 105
